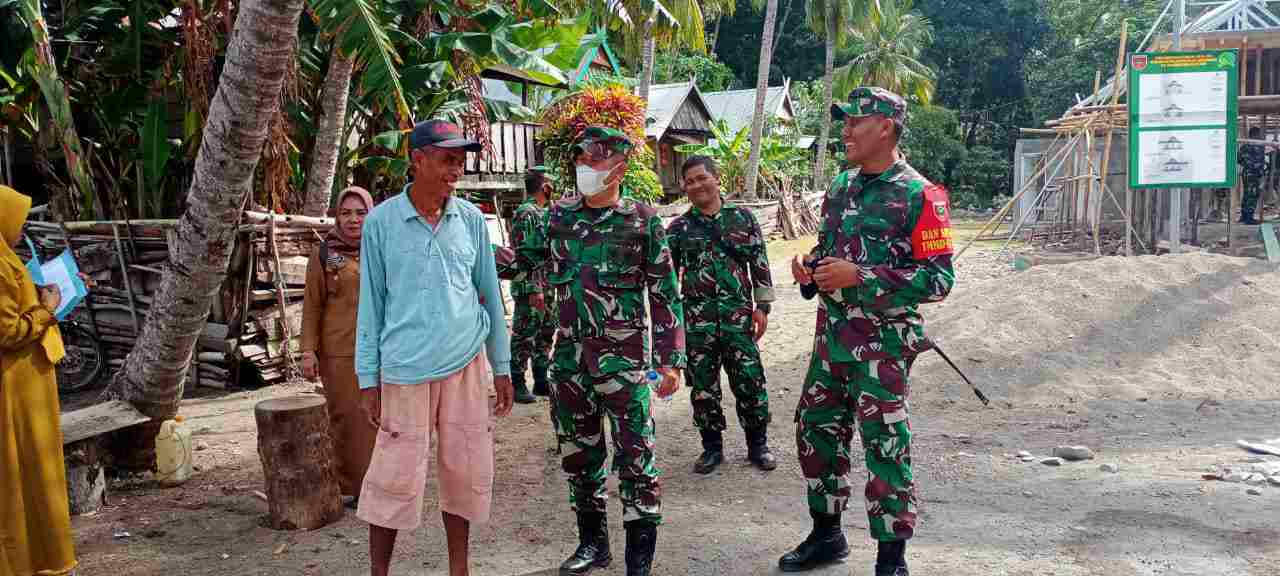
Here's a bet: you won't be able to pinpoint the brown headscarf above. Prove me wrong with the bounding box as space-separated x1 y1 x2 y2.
326 186 373 257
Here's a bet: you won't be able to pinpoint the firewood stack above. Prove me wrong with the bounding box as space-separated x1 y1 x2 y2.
19 211 334 391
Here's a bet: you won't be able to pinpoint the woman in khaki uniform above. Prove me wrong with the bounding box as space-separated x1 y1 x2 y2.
301 186 376 505
0 185 77 576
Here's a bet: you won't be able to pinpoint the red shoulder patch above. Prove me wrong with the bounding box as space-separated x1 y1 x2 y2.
911 184 954 259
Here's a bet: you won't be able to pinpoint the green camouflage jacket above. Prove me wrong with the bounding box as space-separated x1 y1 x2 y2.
811 160 955 362
509 193 687 374
509 198 549 297
667 200 775 333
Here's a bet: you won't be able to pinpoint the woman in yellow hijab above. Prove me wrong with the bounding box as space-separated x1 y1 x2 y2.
0 185 77 575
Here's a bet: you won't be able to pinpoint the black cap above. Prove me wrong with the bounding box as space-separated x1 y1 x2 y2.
410 119 482 152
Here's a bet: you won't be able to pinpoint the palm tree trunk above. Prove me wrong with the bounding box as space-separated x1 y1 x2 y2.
21 0 97 220
744 0 780 200
710 15 722 58
813 10 837 188
771 0 794 56
103 0 307 467
303 46 354 217
639 19 656 101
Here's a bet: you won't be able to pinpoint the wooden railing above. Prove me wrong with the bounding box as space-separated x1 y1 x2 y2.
465 121 543 175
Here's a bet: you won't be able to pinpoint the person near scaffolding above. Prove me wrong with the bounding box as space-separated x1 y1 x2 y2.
1239 126 1268 225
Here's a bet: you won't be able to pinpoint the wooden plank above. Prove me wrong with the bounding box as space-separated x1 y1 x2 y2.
252 288 305 302
505 123 517 173
1263 223 1280 263
525 126 539 167
515 124 527 174
60 400 150 445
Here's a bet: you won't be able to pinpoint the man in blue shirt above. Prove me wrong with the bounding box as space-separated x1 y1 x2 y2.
354 119 514 576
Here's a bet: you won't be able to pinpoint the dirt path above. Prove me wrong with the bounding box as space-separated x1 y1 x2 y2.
68 236 1280 576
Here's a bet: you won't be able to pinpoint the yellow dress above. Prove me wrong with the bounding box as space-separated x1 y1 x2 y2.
0 185 76 576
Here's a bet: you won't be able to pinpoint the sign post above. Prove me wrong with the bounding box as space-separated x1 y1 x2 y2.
1128 49 1239 253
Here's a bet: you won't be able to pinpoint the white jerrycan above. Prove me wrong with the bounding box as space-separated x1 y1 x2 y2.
155 415 193 486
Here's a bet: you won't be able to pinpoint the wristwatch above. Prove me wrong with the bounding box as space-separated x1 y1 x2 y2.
755 303 771 315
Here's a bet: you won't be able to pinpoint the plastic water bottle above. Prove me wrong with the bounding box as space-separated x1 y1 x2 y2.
155 415 193 486
648 369 673 403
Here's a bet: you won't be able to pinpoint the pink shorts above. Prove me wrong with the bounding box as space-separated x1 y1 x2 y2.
356 351 495 530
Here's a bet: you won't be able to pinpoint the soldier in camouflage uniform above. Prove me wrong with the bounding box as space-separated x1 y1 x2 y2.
508 168 557 403
1239 126 1268 225
780 88 955 576
666 155 777 474
508 126 685 576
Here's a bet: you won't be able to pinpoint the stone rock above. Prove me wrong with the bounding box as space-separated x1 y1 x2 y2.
1250 462 1280 476
1268 476 1280 487
1247 488 1263 496
1245 474 1268 486
1100 463 1120 473
1222 471 1248 483
1041 457 1064 467
1019 455 1037 462
1021 491 1034 498
1053 445 1095 461
195 442 209 452
1017 450 1032 458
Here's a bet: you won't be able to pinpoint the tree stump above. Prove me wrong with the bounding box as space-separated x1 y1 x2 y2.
254 395 343 530
60 399 149 515
64 439 107 515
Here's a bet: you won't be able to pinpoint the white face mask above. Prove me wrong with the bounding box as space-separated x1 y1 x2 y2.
576 164 612 197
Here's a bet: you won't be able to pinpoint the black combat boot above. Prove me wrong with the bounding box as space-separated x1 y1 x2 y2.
531 364 550 396
512 370 536 404
693 429 724 474
560 511 611 575
745 427 777 471
778 510 849 572
874 540 908 576
624 521 657 576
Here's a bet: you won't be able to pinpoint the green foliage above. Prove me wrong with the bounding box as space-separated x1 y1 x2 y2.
900 104 963 183
833 0 935 104
623 148 664 203
309 0 412 123
653 51 738 92
951 145 1009 209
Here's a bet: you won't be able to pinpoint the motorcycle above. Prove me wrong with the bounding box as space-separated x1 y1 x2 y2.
56 315 106 393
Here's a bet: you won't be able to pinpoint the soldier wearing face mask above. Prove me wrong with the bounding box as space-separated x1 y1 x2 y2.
507 126 686 576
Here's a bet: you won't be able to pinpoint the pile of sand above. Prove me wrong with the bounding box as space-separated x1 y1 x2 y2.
914 253 1280 405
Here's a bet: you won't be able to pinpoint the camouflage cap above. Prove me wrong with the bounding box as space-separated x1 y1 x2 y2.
831 87 907 125
573 126 635 155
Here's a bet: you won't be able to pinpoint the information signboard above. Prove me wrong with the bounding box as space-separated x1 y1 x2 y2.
1128 49 1239 189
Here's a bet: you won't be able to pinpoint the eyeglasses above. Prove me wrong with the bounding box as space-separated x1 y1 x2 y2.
577 142 619 162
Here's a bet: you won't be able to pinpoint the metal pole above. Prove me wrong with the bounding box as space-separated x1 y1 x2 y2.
1170 0 1186 253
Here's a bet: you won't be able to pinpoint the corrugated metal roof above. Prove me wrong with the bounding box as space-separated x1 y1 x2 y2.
644 82 712 139
703 84 793 136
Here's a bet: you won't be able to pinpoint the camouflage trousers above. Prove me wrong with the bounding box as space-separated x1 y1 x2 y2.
511 298 555 378
795 353 916 542
1242 176 1263 219
687 329 770 433
552 367 662 525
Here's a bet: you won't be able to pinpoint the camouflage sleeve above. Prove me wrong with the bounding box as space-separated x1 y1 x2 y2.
646 213 686 369
812 171 846 259
744 210 775 304
666 218 685 274
848 183 955 310
505 207 550 288
507 209 542 296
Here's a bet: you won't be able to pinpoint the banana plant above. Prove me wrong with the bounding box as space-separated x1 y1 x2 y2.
675 119 751 195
